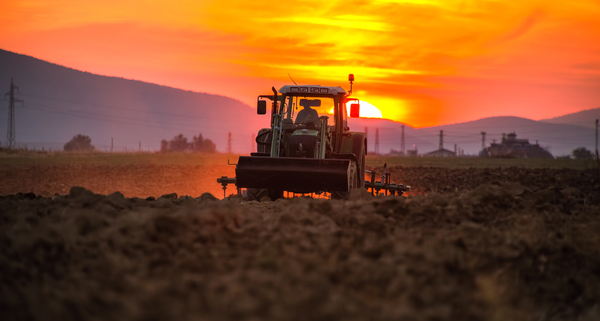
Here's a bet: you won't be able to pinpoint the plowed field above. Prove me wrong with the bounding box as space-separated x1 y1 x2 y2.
1 161 599 321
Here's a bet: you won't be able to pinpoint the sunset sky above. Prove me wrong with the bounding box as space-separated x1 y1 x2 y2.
1 0 599 127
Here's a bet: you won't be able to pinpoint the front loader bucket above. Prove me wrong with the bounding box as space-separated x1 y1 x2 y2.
236 156 351 194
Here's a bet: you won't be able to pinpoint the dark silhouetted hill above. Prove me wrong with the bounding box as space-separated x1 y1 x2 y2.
0 49 263 152
540 108 600 129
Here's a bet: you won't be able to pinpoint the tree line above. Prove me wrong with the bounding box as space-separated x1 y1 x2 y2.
64 134 95 151
61 133 216 153
62 134 593 157
160 134 216 153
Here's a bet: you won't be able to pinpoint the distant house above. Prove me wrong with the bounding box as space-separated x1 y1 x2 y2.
387 149 404 157
424 148 456 157
387 147 419 157
483 132 553 159
406 149 418 157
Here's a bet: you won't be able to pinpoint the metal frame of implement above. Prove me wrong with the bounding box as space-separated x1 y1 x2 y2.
217 163 410 198
364 164 410 196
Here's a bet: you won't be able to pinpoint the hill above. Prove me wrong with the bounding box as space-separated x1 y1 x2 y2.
540 108 600 129
0 49 263 153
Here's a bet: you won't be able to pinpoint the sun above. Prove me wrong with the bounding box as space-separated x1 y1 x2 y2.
328 101 384 118
346 101 383 118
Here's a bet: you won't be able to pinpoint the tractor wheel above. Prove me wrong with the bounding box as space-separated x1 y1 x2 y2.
331 161 358 200
358 146 366 189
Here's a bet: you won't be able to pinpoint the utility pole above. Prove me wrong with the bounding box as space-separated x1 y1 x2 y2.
228 132 232 154
111 138 113 153
5 78 23 149
439 130 444 150
375 128 380 154
139 141 141 152
481 131 486 153
401 125 405 156
596 118 600 162
252 134 256 153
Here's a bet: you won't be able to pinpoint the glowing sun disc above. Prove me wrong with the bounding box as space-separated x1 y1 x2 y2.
347 101 383 118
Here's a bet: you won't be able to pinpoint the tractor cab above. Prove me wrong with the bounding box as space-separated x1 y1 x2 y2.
254 85 354 159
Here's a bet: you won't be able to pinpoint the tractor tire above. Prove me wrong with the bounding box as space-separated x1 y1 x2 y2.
358 144 366 189
331 139 365 199
331 161 358 200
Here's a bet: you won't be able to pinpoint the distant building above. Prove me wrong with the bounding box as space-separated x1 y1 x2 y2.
406 149 418 157
483 132 553 159
387 149 404 157
424 148 456 157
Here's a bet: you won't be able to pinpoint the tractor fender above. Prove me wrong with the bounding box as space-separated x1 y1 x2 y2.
351 132 366 156
352 133 366 188
255 128 272 154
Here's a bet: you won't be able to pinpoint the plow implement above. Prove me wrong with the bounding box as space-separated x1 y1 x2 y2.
217 158 410 198
364 164 410 196
235 156 351 194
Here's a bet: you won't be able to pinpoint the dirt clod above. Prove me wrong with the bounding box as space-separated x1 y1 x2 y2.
159 192 178 200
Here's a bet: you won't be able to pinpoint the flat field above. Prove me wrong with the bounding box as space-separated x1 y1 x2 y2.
1 151 599 321
0 151 238 198
0 151 596 198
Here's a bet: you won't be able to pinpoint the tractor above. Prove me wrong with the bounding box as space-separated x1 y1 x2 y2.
218 74 409 200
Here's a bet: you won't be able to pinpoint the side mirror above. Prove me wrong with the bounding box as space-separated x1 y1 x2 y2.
350 103 360 118
257 100 267 115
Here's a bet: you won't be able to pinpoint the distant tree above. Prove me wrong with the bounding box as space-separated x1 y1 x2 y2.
169 134 190 152
160 139 169 152
572 147 593 159
160 133 216 153
192 134 216 153
64 134 94 151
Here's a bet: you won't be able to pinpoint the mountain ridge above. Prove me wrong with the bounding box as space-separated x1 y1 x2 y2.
539 107 600 129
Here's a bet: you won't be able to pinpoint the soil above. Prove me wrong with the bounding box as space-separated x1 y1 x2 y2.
0 164 236 199
1 165 600 321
